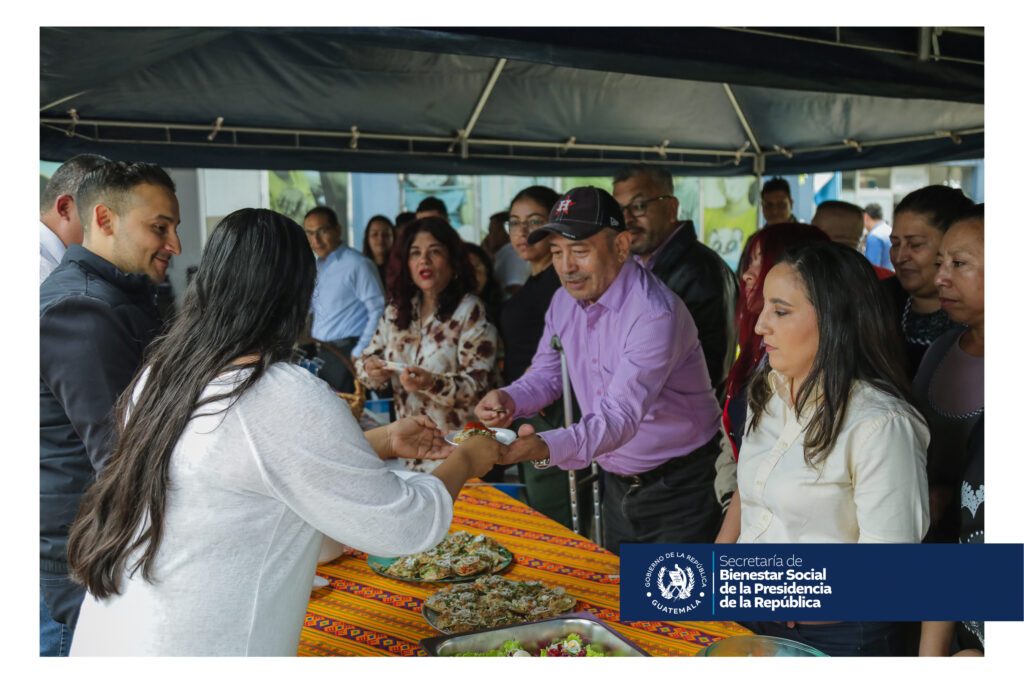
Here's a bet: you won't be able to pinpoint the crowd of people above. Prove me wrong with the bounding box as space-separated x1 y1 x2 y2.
39 155 983 657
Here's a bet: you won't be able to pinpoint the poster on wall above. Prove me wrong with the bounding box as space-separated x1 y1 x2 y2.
268 170 349 233
702 176 758 271
402 174 475 240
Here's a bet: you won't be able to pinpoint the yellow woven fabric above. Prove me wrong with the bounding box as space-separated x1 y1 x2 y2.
299 483 749 656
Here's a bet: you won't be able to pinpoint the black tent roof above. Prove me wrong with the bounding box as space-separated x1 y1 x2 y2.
40 27 984 176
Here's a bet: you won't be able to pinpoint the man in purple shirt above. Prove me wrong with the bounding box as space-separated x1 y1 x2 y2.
475 186 723 554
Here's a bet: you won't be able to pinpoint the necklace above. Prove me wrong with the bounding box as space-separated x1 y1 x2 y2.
901 297 951 346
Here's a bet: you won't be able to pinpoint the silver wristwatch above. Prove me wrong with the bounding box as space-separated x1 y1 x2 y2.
532 433 551 469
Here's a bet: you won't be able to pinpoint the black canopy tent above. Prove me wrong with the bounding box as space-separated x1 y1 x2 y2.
40 27 984 176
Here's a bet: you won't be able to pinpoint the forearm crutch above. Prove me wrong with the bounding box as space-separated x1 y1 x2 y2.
550 334 602 546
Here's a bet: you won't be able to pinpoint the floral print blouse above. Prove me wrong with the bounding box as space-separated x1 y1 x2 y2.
355 293 501 472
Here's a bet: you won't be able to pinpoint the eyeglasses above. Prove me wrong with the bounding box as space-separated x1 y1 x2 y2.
619 195 672 217
304 226 336 239
505 216 547 232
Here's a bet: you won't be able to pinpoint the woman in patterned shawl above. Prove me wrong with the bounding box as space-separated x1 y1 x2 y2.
357 217 501 472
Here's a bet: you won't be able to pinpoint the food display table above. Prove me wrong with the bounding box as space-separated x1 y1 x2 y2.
299 482 749 656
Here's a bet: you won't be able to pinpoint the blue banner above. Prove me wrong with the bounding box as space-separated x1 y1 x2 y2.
619 544 1023 622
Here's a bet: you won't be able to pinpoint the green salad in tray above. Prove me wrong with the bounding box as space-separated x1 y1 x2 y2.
454 633 607 657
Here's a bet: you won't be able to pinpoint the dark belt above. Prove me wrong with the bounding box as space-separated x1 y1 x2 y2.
614 434 718 489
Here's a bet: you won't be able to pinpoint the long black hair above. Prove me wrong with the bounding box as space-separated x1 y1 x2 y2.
747 240 913 465
67 208 317 598
386 216 476 330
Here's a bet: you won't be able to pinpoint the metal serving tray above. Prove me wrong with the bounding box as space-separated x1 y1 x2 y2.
419 611 650 657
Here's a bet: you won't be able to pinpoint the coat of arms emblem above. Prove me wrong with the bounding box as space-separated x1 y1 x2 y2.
656 563 695 601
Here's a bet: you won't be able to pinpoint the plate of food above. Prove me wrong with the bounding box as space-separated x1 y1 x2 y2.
419 612 650 657
445 422 517 446
421 575 577 634
367 531 513 583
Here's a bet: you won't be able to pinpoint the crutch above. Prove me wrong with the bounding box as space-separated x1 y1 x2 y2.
550 334 602 546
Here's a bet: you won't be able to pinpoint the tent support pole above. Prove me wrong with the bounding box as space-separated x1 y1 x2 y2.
723 84 762 155
449 57 507 157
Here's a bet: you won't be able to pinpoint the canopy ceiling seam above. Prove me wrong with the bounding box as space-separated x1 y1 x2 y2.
718 27 983 66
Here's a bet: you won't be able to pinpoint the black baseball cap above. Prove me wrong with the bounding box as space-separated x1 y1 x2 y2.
527 186 626 244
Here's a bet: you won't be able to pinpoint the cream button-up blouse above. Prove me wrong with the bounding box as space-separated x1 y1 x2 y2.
737 371 930 543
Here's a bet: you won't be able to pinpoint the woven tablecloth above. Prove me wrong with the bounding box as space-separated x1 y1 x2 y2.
299 482 749 656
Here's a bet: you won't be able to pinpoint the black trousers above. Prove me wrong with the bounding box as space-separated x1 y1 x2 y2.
601 434 720 555
742 620 909 657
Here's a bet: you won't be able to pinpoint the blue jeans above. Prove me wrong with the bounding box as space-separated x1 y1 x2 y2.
39 592 72 656
40 571 83 656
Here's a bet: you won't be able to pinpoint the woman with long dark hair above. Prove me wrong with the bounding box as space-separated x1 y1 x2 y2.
885 185 974 378
66 209 501 655
356 217 501 473
361 214 395 287
731 241 929 656
714 223 829 541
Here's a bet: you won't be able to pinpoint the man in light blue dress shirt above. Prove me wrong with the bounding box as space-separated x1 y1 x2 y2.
862 202 893 270
304 206 385 392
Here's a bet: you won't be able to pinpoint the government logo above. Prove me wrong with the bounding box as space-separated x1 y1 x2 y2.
643 550 708 616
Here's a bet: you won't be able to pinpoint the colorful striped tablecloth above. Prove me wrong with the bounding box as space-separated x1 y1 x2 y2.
299 482 749 656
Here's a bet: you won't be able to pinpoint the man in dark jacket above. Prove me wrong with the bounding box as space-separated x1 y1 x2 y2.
613 164 738 402
39 161 181 655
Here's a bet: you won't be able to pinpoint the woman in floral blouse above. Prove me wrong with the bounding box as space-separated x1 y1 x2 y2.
357 217 500 472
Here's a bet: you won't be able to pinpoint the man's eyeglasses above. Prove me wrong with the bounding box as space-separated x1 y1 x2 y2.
505 216 547 232
619 195 672 217
304 226 336 239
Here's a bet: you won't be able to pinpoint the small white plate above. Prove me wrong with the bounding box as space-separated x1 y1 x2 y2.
383 360 409 372
445 428 517 446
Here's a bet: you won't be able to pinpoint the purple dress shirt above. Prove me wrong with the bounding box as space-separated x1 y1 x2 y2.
502 259 721 476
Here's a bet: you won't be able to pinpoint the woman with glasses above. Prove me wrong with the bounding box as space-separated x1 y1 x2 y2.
497 185 589 529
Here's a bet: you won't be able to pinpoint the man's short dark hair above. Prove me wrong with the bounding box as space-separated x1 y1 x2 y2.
75 161 176 229
612 163 674 195
863 203 883 220
416 196 448 219
304 205 341 227
761 176 791 198
395 211 416 230
816 200 863 222
40 154 110 214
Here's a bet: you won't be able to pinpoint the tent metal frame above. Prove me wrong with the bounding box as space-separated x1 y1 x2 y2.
40 115 983 173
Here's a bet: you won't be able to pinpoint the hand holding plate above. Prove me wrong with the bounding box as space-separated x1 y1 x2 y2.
499 423 550 466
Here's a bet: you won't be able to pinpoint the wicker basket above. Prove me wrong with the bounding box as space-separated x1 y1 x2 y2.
313 338 366 419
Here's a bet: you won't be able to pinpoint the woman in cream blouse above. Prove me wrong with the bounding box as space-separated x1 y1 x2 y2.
731 241 929 656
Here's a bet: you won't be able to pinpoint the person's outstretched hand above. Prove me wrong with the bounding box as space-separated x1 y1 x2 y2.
388 416 453 461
